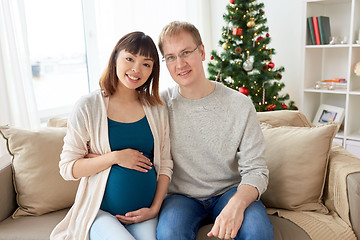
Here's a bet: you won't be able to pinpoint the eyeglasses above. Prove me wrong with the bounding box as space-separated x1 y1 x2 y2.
162 44 201 64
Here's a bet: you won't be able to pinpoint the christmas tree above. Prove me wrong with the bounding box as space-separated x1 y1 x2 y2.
208 0 297 111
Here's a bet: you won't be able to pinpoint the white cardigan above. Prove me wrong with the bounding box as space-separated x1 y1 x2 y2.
50 90 173 240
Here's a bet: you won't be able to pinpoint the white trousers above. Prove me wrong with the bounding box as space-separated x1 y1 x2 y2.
89 209 157 240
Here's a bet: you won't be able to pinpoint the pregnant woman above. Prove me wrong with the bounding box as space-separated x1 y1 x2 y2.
50 31 173 240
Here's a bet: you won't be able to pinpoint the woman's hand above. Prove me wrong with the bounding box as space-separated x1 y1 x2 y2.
111 149 152 172
115 207 157 224
84 149 152 172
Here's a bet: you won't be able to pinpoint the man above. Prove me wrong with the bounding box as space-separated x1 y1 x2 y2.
156 21 274 240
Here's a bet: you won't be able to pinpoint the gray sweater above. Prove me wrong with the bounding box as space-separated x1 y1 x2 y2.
161 82 269 200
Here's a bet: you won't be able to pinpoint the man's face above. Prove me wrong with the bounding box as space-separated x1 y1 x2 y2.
161 31 205 88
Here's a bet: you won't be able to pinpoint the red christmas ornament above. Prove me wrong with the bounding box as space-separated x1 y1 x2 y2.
256 36 264 42
232 27 242 35
266 104 276 111
239 86 249 96
230 0 235 4
268 62 275 69
210 56 214 60
281 104 288 109
266 33 270 37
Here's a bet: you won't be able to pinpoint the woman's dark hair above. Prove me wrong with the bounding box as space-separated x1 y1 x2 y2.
100 31 162 106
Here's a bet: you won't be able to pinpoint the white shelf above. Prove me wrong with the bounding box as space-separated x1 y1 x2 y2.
305 44 350 48
302 0 360 156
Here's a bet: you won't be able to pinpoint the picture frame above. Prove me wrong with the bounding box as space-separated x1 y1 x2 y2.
313 104 345 126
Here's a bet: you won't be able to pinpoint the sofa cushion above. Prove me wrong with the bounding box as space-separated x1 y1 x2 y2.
0 126 79 218
47 117 68 128
257 110 314 127
260 122 338 212
0 208 68 240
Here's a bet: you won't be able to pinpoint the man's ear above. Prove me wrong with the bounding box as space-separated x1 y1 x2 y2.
200 44 205 61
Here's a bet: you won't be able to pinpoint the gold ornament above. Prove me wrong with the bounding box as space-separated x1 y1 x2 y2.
247 18 255 28
222 42 228 50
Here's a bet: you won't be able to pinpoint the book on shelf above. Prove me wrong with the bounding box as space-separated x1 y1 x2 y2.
317 16 331 44
307 16 331 45
307 17 316 45
312 16 321 45
315 79 347 90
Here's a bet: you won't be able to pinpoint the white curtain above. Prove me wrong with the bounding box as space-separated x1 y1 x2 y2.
0 0 39 156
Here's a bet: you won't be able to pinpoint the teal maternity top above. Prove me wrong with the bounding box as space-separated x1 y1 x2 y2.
100 116 157 216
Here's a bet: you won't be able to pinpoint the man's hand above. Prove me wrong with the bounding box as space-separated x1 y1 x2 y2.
207 199 245 239
207 184 259 239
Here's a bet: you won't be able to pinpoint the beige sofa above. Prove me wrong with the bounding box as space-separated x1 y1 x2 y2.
0 110 359 240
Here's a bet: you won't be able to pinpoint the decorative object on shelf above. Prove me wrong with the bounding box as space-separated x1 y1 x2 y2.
314 81 321 89
340 36 348 44
329 36 336 45
356 40 360 44
354 62 360 76
313 104 345 127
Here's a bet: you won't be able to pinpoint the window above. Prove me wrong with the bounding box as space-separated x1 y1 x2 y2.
21 0 208 123
24 0 89 122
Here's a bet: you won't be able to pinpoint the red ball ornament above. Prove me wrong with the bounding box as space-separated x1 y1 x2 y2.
281 104 288 109
239 86 249 96
266 33 270 37
268 62 275 69
210 56 214 60
230 0 235 4
256 36 264 42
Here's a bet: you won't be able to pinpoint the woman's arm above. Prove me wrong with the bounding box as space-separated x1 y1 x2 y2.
73 149 153 179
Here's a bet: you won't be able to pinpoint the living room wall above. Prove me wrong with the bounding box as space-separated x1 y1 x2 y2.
209 0 303 109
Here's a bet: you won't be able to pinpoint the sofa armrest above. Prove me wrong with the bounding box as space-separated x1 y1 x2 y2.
324 144 360 239
0 154 16 222
347 172 360 239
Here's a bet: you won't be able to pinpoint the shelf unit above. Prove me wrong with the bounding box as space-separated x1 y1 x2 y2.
302 0 360 157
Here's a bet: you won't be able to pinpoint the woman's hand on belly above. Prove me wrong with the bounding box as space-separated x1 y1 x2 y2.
85 149 152 172
115 207 157 224
111 149 152 172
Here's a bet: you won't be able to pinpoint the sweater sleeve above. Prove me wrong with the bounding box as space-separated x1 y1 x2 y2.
237 101 269 198
158 105 173 180
59 96 91 181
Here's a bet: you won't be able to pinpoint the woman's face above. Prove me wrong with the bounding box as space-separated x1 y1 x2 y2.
115 49 154 90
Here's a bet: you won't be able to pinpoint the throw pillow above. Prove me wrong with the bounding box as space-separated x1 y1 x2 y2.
0 125 79 218
47 117 68 128
260 122 338 213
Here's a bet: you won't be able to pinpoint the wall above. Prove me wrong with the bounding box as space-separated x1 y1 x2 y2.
209 0 304 108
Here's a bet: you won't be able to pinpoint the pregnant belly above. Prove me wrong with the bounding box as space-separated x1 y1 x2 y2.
100 165 157 216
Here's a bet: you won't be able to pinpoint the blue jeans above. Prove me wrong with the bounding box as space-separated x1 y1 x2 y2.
89 209 157 240
156 187 274 240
